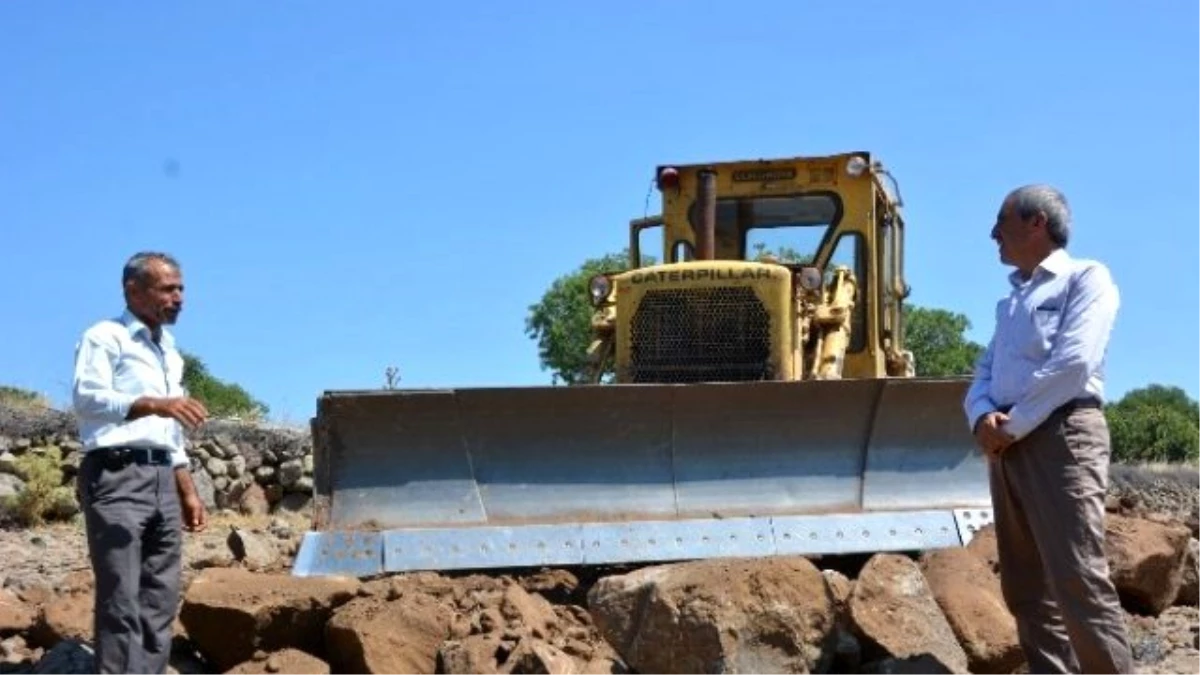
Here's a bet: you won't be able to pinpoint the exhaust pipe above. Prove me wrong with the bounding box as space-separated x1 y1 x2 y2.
696 169 717 261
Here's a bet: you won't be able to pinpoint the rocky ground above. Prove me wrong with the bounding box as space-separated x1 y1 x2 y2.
0 401 1196 674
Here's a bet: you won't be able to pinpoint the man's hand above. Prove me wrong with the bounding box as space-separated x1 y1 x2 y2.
175 468 208 532
974 411 1015 457
131 396 209 430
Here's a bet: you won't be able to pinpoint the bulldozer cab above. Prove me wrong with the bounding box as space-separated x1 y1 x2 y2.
602 153 912 385
292 151 993 579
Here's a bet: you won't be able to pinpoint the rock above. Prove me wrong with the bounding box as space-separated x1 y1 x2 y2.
190 468 217 511
0 588 35 636
213 435 238 460
0 452 19 477
254 465 277 485
518 569 580 606
288 476 314 494
588 556 836 674
276 492 311 513
505 637 578 674
302 454 313 474
437 635 507 674
822 569 853 610
239 483 270 517
0 437 10 453
226 648 330 674
227 527 278 570
1106 513 1192 615
500 584 558 639
30 638 93 674
965 524 999 575
263 484 284 506
178 567 359 671
0 473 25 501
848 553 968 674
920 548 1023 673
1175 538 1199 607
1 634 32 665
278 460 303 489
205 457 228 478
325 592 453 674
228 455 247 480
29 592 92 648
213 475 230 493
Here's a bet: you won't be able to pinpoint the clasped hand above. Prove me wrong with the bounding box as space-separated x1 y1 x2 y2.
974 411 1014 457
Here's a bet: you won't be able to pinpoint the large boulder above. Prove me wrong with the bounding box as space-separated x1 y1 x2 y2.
920 548 1023 673
28 591 92 648
1105 514 1192 615
1174 538 1198 607
324 591 454 674
178 568 359 671
0 588 35 637
587 556 837 674
849 553 969 674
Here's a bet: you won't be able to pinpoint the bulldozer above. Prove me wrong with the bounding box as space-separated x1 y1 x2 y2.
292 151 994 578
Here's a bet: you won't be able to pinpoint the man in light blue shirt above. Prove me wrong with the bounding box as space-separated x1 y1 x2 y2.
964 185 1131 674
72 251 209 674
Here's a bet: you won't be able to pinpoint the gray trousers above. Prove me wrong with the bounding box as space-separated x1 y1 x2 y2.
989 405 1133 674
78 454 182 674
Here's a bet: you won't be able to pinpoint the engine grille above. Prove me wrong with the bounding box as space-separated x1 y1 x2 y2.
629 287 772 383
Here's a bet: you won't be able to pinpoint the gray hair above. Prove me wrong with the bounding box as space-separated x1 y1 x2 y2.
122 251 180 286
1007 184 1071 247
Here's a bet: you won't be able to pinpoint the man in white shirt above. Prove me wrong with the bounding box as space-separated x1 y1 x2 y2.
72 251 209 674
964 185 1132 674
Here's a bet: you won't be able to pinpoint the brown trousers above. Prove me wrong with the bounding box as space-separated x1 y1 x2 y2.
989 405 1133 674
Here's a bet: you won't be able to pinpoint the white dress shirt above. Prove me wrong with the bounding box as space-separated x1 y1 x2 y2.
72 309 189 468
963 248 1120 441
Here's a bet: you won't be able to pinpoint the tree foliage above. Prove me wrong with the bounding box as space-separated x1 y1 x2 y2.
524 251 637 385
1106 385 1199 463
901 306 985 377
181 351 269 419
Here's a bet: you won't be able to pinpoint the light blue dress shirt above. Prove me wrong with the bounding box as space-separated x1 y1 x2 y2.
72 309 190 468
963 248 1120 441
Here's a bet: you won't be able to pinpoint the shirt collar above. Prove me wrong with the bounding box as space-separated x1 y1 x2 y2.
120 308 175 348
1008 248 1070 287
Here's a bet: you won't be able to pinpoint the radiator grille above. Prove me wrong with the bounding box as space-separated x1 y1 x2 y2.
629 287 772 383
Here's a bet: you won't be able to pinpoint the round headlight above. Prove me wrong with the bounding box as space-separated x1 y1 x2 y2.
797 266 823 292
845 155 869 177
589 275 612 305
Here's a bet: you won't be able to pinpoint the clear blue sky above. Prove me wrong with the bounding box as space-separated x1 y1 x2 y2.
1 2 1196 424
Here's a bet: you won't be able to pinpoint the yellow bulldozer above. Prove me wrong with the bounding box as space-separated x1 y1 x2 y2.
292 151 994 578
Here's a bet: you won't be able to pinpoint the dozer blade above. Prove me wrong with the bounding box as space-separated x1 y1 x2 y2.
293 378 994 577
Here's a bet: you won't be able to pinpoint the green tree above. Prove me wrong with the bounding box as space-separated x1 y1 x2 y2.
1105 385 1199 463
902 306 985 377
181 351 269 419
524 250 639 385
525 249 987 384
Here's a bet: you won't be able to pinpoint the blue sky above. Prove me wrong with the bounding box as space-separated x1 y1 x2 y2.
1 1 1196 424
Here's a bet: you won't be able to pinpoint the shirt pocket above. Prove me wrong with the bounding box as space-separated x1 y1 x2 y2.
1027 307 1062 356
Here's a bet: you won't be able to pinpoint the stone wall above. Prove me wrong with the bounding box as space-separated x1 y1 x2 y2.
0 402 314 521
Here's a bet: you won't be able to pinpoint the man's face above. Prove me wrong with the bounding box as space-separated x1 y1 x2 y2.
991 198 1045 266
126 259 184 327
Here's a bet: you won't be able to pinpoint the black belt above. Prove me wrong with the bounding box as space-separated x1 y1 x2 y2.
997 396 1102 415
88 446 174 470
